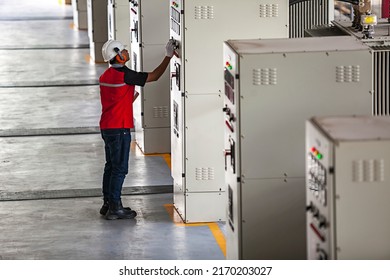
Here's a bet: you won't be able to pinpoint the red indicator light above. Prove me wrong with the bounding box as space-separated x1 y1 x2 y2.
311 146 323 160
226 62 233 70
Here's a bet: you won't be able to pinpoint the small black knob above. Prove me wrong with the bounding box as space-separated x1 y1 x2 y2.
318 216 327 229
317 248 328 260
306 202 313 212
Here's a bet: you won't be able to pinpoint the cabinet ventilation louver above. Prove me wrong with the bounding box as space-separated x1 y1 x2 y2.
194 6 214 19
253 68 277 86
352 159 385 183
195 167 215 180
336 65 360 83
259 4 279 17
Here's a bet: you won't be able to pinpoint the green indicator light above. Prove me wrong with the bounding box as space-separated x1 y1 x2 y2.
228 65 233 70
317 153 323 160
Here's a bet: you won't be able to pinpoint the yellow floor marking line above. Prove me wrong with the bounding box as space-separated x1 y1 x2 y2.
132 142 171 169
131 144 226 254
84 54 92 64
164 204 226 257
145 153 171 169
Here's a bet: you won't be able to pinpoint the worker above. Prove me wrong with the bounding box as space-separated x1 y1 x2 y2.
99 39 176 220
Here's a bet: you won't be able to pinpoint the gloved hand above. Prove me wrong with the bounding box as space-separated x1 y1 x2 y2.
165 39 176 58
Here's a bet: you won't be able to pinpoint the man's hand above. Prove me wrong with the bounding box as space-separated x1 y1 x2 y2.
165 39 176 58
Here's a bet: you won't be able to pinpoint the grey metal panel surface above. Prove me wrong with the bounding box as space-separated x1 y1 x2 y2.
131 0 171 153
170 89 185 189
135 127 171 154
184 191 227 223
141 44 170 128
183 0 289 94
185 94 224 192
334 140 390 259
107 0 130 48
171 0 289 223
237 39 372 179
87 0 108 43
313 115 390 141
73 0 88 29
139 0 170 45
224 36 373 260
241 178 306 259
227 36 370 54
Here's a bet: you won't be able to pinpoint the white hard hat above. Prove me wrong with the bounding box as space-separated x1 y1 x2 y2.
101 40 126 62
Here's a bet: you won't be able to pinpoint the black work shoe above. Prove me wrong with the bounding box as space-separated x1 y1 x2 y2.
100 201 132 216
105 201 137 220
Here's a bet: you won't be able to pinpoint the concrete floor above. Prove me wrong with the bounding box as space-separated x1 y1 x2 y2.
0 48 106 87
0 0 225 260
0 86 100 131
0 19 89 49
0 194 224 260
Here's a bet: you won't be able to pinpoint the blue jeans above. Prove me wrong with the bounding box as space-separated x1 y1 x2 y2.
101 128 131 203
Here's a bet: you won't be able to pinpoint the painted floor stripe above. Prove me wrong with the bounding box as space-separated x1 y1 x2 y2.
164 203 226 257
84 54 92 64
132 140 225 254
133 142 172 168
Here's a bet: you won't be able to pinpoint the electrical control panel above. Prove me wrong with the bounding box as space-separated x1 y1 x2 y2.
223 36 373 259
130 0 171 154
170 0 289 223
72 0 87 30
306 116 390 259
107 0 130 65
87 0 108 63
306 8 390 115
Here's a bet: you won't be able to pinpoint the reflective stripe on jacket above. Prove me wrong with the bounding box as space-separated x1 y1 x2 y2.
99 67 135 129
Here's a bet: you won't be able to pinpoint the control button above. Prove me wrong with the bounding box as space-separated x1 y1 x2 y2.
317 248 328 260
318 215 327 229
